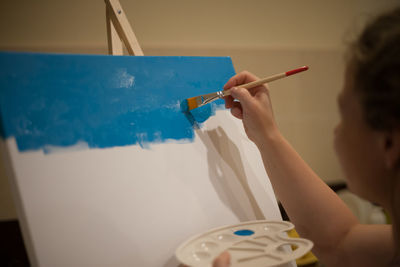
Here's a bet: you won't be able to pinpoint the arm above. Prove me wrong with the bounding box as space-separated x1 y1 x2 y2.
255 124 393 266
223 71 394 266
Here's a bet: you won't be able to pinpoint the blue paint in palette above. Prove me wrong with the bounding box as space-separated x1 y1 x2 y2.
0 52 235 152
234 229 255 236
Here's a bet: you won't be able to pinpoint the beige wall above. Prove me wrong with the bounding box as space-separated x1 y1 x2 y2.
0 0 398 220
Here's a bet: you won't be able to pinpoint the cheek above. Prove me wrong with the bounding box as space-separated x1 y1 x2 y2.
334 123 359 182
334 123 346 161
334 122 382 197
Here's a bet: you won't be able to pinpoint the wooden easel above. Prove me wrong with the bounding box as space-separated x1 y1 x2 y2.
105 0 144 56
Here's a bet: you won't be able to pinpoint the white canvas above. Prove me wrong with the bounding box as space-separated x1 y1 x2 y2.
2 109 287 266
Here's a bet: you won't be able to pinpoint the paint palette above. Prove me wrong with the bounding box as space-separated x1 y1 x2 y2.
175 220 313 267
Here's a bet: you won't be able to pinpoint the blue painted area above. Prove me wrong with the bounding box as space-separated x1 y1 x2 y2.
234 229 255 236
180 99 189 113
180 99 214 129
0 52 235 152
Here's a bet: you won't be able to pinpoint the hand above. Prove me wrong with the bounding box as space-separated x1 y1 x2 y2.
179 251 230 267
223 71 279 147
212 251 230 267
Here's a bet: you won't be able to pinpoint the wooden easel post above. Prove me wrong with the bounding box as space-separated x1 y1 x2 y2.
105 0 144 56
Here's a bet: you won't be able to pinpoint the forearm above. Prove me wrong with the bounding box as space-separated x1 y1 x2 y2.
257 129 359 258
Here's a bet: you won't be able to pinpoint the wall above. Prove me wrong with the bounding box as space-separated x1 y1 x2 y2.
0 0 398 220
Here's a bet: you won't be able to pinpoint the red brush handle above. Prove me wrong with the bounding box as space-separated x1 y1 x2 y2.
285 66 309 76
223 65 309 96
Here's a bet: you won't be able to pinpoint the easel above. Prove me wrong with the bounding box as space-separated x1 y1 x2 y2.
105 0 144 56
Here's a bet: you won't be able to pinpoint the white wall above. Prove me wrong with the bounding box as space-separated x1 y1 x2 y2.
0 0 396 50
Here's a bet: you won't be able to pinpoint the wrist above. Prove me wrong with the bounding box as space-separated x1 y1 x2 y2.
255 124 282 150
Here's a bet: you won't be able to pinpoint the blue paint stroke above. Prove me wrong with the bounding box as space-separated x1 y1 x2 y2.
0 52 235 152
180 99 213 129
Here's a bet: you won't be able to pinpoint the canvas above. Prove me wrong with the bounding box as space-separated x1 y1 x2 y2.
0 52 284 266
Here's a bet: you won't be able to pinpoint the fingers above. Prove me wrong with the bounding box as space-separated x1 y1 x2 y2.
224 95 234 109
212 251 231 267
230 87 253 110
227 87 253 119
223 71 261 109
231 101 243 119
223 71 260 90
180 251 231 267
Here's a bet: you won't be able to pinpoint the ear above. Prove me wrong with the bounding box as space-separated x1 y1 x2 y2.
382 129 400 169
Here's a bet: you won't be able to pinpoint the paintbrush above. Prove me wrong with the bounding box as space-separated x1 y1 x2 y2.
181 66 309 112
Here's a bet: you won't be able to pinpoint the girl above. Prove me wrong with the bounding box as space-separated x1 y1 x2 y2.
215 7 400 267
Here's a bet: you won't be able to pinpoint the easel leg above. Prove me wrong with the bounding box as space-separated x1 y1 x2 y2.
106 7 123 55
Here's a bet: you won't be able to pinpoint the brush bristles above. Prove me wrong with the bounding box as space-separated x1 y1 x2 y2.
187 97 198 111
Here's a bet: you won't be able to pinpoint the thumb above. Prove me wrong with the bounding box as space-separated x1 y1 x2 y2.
212 251 231 267
230 87 253 109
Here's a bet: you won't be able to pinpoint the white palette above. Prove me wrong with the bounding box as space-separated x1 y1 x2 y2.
176 220 313 267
